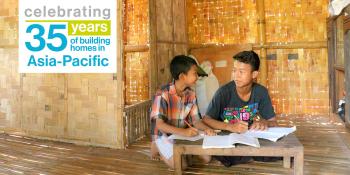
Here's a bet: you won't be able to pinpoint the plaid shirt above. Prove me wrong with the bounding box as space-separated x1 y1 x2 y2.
150 82 202 141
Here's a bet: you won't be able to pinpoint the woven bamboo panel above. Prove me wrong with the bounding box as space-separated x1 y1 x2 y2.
123 0 150 105
0 0 124 148
0 49 20 129
187 0 330 114
22 74 67 137
67 74 119 145
0 1 20 129
123 0 149 45
125 52 150 105
264 0 328 42
265 48 329 115
0 0 17 46
187 0 258 44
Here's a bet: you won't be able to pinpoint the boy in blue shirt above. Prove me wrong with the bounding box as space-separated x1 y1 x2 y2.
203 50 279 166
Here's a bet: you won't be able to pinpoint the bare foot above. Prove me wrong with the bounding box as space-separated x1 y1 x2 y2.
151 153 160 161
150 141 160 161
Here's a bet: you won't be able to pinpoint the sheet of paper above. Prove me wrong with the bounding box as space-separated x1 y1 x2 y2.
202 133 260 149
155 135 173 159
265 126 296 134
202 135 235 149
242 126 296 142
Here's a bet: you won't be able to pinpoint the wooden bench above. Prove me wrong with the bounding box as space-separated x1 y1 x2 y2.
173 134 304 175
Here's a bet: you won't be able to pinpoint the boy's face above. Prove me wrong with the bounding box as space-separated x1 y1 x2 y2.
231 60 258 88
181 65 199 87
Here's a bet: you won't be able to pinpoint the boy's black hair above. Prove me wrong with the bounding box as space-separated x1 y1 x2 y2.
170 55 198 80
233 51 260 71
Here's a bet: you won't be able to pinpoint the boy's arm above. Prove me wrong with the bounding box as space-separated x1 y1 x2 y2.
250 87 278 130
193 120 211 130
156 118 198 137
202 116 227 130
203 116 248 134
267 117 278 127
193 120 216 136
250 116 278 130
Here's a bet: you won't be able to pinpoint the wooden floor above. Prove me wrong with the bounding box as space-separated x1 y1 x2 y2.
0 114 350 175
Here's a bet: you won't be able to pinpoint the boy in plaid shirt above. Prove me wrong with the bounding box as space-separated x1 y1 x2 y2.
150 55 215 169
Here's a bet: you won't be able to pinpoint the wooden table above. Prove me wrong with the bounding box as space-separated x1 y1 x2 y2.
173 134 304 175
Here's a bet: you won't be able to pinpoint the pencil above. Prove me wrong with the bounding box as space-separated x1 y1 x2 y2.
184 120 193 128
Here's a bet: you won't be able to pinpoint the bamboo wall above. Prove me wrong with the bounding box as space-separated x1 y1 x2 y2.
0 0 125 148
123 0 150 105
0 0 20 130
187 0 329 114
187 0 257 44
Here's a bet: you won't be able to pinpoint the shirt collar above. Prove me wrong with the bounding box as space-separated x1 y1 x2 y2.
169 80 193 96
169 81 177 95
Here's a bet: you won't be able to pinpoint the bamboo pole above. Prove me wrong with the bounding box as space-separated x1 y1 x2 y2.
252 41 327 49
124 45 149 53
149 0 158 96
189 43 254 51
189 41 327 50
344 7 350 128
0 45 18 48
256 0 267 86
116 0 125 148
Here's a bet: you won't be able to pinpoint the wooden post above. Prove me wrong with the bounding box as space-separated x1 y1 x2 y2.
116 0 125 148
149 0 158 96
283 156 291 168
256 0 267 86
294 150 304 175
327 17 336 113
344 27 350 127
344 7 350 127
173 146 183 175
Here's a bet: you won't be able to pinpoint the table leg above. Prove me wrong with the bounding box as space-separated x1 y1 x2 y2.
283 156 291 168
294 151 304 175
174 146 182 175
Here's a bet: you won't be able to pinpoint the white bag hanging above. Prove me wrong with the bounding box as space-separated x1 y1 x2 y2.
195 61 219 115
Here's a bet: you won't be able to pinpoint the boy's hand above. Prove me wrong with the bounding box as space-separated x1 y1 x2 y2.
225 120 248 133
203 128 216 136
183 127 199 137
250 120 268 131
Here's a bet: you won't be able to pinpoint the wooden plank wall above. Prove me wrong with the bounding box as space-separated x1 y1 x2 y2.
149 0 188 93
190 44 252 85
327 17 336 112
0 0 125 148
343 7 350 127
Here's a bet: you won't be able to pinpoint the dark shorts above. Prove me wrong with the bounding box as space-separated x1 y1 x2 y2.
214 156 282 167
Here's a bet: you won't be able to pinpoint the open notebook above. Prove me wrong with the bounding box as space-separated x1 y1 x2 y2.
202 133 260 149
242 126 296 142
